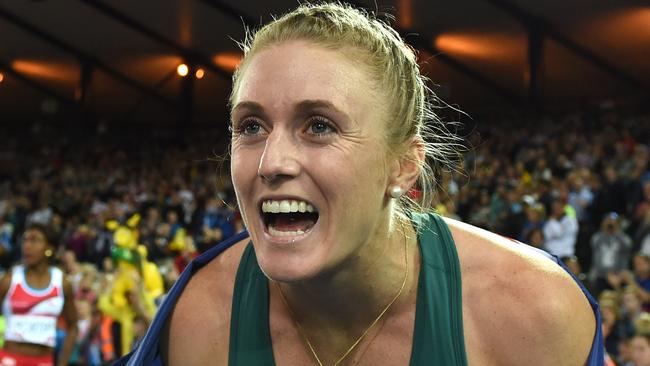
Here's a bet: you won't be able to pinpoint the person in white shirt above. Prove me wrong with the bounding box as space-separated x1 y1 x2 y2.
543 198 579 259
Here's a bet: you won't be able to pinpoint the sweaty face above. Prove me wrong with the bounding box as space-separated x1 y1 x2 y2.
230 41 394 281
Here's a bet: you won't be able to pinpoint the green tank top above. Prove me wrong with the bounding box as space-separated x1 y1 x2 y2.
228 213 468 365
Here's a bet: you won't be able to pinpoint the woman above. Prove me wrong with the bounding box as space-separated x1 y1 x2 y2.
0 223 78 366
122 3 602 365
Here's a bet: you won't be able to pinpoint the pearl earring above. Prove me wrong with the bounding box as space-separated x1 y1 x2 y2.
389 186 403 199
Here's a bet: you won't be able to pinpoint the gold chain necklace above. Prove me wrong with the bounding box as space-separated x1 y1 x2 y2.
276 222 409 366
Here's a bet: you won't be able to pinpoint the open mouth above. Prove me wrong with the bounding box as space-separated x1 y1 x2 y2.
261 199 319 237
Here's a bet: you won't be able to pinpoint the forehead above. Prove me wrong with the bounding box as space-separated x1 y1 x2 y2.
633 337 650 348
233 41 382 118
623 291 638 299
24 229 45 238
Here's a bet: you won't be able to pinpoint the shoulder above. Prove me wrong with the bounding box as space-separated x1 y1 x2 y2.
162 238 250 366
52 266 66 282
445 218 596 366
543 218 559 227
563 215 578 225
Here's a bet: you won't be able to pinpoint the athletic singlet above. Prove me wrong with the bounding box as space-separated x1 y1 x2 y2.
2 265 65 347
119 214 605 366
228 213 467 365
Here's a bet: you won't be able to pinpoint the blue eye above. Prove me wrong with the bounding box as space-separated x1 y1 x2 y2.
308 118 334 136
232 119 264 137
244 122 262 135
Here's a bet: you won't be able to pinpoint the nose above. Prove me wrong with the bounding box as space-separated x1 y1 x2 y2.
257 130 301 183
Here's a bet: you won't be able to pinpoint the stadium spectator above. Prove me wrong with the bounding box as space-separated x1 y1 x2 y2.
631 333 650 366
589 213 633 295
543 197 579 259
567 169 595 223
0 224 78 366
519 202 545 243
617 338 634 366
638 209 650 257
627 254 650 310
601 298 627 359
621 287 645 336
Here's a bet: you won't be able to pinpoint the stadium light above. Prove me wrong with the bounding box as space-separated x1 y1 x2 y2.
213 53 243 73
177 64 189 77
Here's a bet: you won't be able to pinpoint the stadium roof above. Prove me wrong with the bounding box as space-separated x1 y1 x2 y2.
0 0 648 125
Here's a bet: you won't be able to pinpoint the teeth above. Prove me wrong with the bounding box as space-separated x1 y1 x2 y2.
261 199 317 214
268 225 306 237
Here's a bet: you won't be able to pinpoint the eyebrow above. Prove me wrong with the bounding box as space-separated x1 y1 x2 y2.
22 233 45 240
295 100 347 117
232 99 350 120
231 101 265 116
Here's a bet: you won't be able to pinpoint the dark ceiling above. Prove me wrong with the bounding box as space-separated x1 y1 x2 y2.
0 0 648 126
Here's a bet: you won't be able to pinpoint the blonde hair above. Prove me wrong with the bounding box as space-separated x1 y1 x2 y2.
230 2 464 215
598 289 620 304
636 312 650 334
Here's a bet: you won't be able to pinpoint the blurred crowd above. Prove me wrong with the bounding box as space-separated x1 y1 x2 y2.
435 108 650 365
1 107 649 364
0 123 243 364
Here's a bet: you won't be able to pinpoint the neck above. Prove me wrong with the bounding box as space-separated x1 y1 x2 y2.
26 261 50 275
274 217 419 358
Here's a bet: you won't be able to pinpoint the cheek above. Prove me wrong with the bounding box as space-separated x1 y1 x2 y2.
231 146 261 223
317 148 389 220
231 145 260 191
315 147 385 192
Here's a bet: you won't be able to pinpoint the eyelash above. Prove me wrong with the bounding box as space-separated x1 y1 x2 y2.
305 116 336 137
231 116 337 138
231 118 265 137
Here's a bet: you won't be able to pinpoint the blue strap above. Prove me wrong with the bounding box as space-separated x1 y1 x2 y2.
117 231 250 366
555 257 604 366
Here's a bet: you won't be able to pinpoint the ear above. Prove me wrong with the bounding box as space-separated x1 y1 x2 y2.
388 138 425 194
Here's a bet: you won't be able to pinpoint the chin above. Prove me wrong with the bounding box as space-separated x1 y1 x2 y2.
253 242 324 283
247 206 330 282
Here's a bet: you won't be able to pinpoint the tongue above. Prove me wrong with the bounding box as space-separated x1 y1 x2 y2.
273 213 315 232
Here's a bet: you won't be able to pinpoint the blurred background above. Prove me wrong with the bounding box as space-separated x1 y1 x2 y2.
0 0 649 365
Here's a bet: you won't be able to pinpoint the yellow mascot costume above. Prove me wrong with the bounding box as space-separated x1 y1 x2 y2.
98 214 164 355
